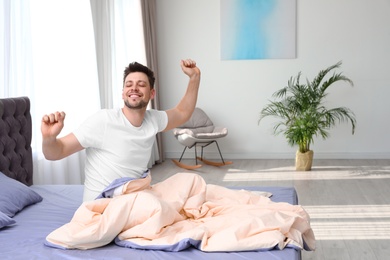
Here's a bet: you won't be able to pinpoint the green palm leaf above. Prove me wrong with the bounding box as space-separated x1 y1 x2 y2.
259 61 356 154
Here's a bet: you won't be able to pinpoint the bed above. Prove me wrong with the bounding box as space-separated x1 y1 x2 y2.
0 97 312 260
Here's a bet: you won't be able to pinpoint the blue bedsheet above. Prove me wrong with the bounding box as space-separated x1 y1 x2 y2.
0 185 300 260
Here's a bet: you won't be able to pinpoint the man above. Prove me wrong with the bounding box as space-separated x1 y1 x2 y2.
41 59 200 201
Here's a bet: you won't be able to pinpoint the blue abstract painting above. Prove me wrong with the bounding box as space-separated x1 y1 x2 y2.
221 0 296 60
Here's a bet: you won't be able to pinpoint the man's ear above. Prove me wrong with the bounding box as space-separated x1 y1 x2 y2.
150 89 156 100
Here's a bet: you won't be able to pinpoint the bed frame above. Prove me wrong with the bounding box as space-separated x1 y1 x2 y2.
0 96 33 185
0 96 303 260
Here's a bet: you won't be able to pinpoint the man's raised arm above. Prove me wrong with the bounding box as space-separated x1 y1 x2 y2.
164 59 201 131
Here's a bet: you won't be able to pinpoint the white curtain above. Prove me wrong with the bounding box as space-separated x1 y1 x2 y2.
90 0 146 110
1 0 100 184
141 0 164 165
1 0 153 184
0 0 34 99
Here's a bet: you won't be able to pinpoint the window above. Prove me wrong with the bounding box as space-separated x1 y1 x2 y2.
1 0 146 184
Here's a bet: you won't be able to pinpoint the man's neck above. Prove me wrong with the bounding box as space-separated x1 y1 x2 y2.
121 107 147 127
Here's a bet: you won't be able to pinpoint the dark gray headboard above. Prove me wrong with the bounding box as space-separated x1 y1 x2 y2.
0 96 33 186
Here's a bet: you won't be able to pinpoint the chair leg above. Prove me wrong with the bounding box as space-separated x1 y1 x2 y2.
178 146 187 162
173 146 202 170
198 140 223 162
194 145 198 165
176 141 231 168
214 141 226 164
179 145 201 165
195 140 233 167
200 140 226 164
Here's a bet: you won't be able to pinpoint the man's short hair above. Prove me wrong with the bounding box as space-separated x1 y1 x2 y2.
123 62 156 88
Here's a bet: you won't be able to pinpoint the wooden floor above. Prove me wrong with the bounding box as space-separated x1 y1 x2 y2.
150 158 390 260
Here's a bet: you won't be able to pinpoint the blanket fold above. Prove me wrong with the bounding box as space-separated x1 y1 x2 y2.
45 173 315 252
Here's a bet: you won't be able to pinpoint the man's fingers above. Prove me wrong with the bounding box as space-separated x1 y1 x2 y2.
56 111 66 121
181 59 196 68
42 112 66 124
42 115 48 123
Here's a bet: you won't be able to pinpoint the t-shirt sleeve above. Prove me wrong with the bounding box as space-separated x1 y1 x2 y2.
73 110 106 148
149 110 168 132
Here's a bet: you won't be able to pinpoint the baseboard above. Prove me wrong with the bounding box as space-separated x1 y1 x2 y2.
164 151 390 160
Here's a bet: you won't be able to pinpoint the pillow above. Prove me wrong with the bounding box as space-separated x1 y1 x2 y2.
178 108 214 129
0 172 43 217
0 211 16 229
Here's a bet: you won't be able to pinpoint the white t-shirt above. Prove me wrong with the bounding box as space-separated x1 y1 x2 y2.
73 108 168 201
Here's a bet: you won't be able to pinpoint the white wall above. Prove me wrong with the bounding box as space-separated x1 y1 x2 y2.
156 0 390 160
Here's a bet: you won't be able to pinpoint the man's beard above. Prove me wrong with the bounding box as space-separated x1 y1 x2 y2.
124 99 149 110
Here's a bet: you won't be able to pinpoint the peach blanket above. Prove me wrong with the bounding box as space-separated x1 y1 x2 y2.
46 173 315 252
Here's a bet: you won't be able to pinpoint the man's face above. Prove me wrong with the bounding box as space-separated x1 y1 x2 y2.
122 72 155 110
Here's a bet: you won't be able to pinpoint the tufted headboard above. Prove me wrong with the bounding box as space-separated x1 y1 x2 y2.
0 96 33 186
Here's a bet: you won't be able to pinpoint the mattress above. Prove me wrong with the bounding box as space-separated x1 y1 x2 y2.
0 185 301 260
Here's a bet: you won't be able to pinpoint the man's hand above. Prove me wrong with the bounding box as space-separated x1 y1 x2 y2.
41 111 83 161
180 59 201 79
41 111 66 139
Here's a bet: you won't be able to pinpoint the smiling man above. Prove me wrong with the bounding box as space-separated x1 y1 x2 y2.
41 59 201 201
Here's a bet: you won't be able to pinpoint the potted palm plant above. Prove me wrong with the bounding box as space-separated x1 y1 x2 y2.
258 61 357 171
